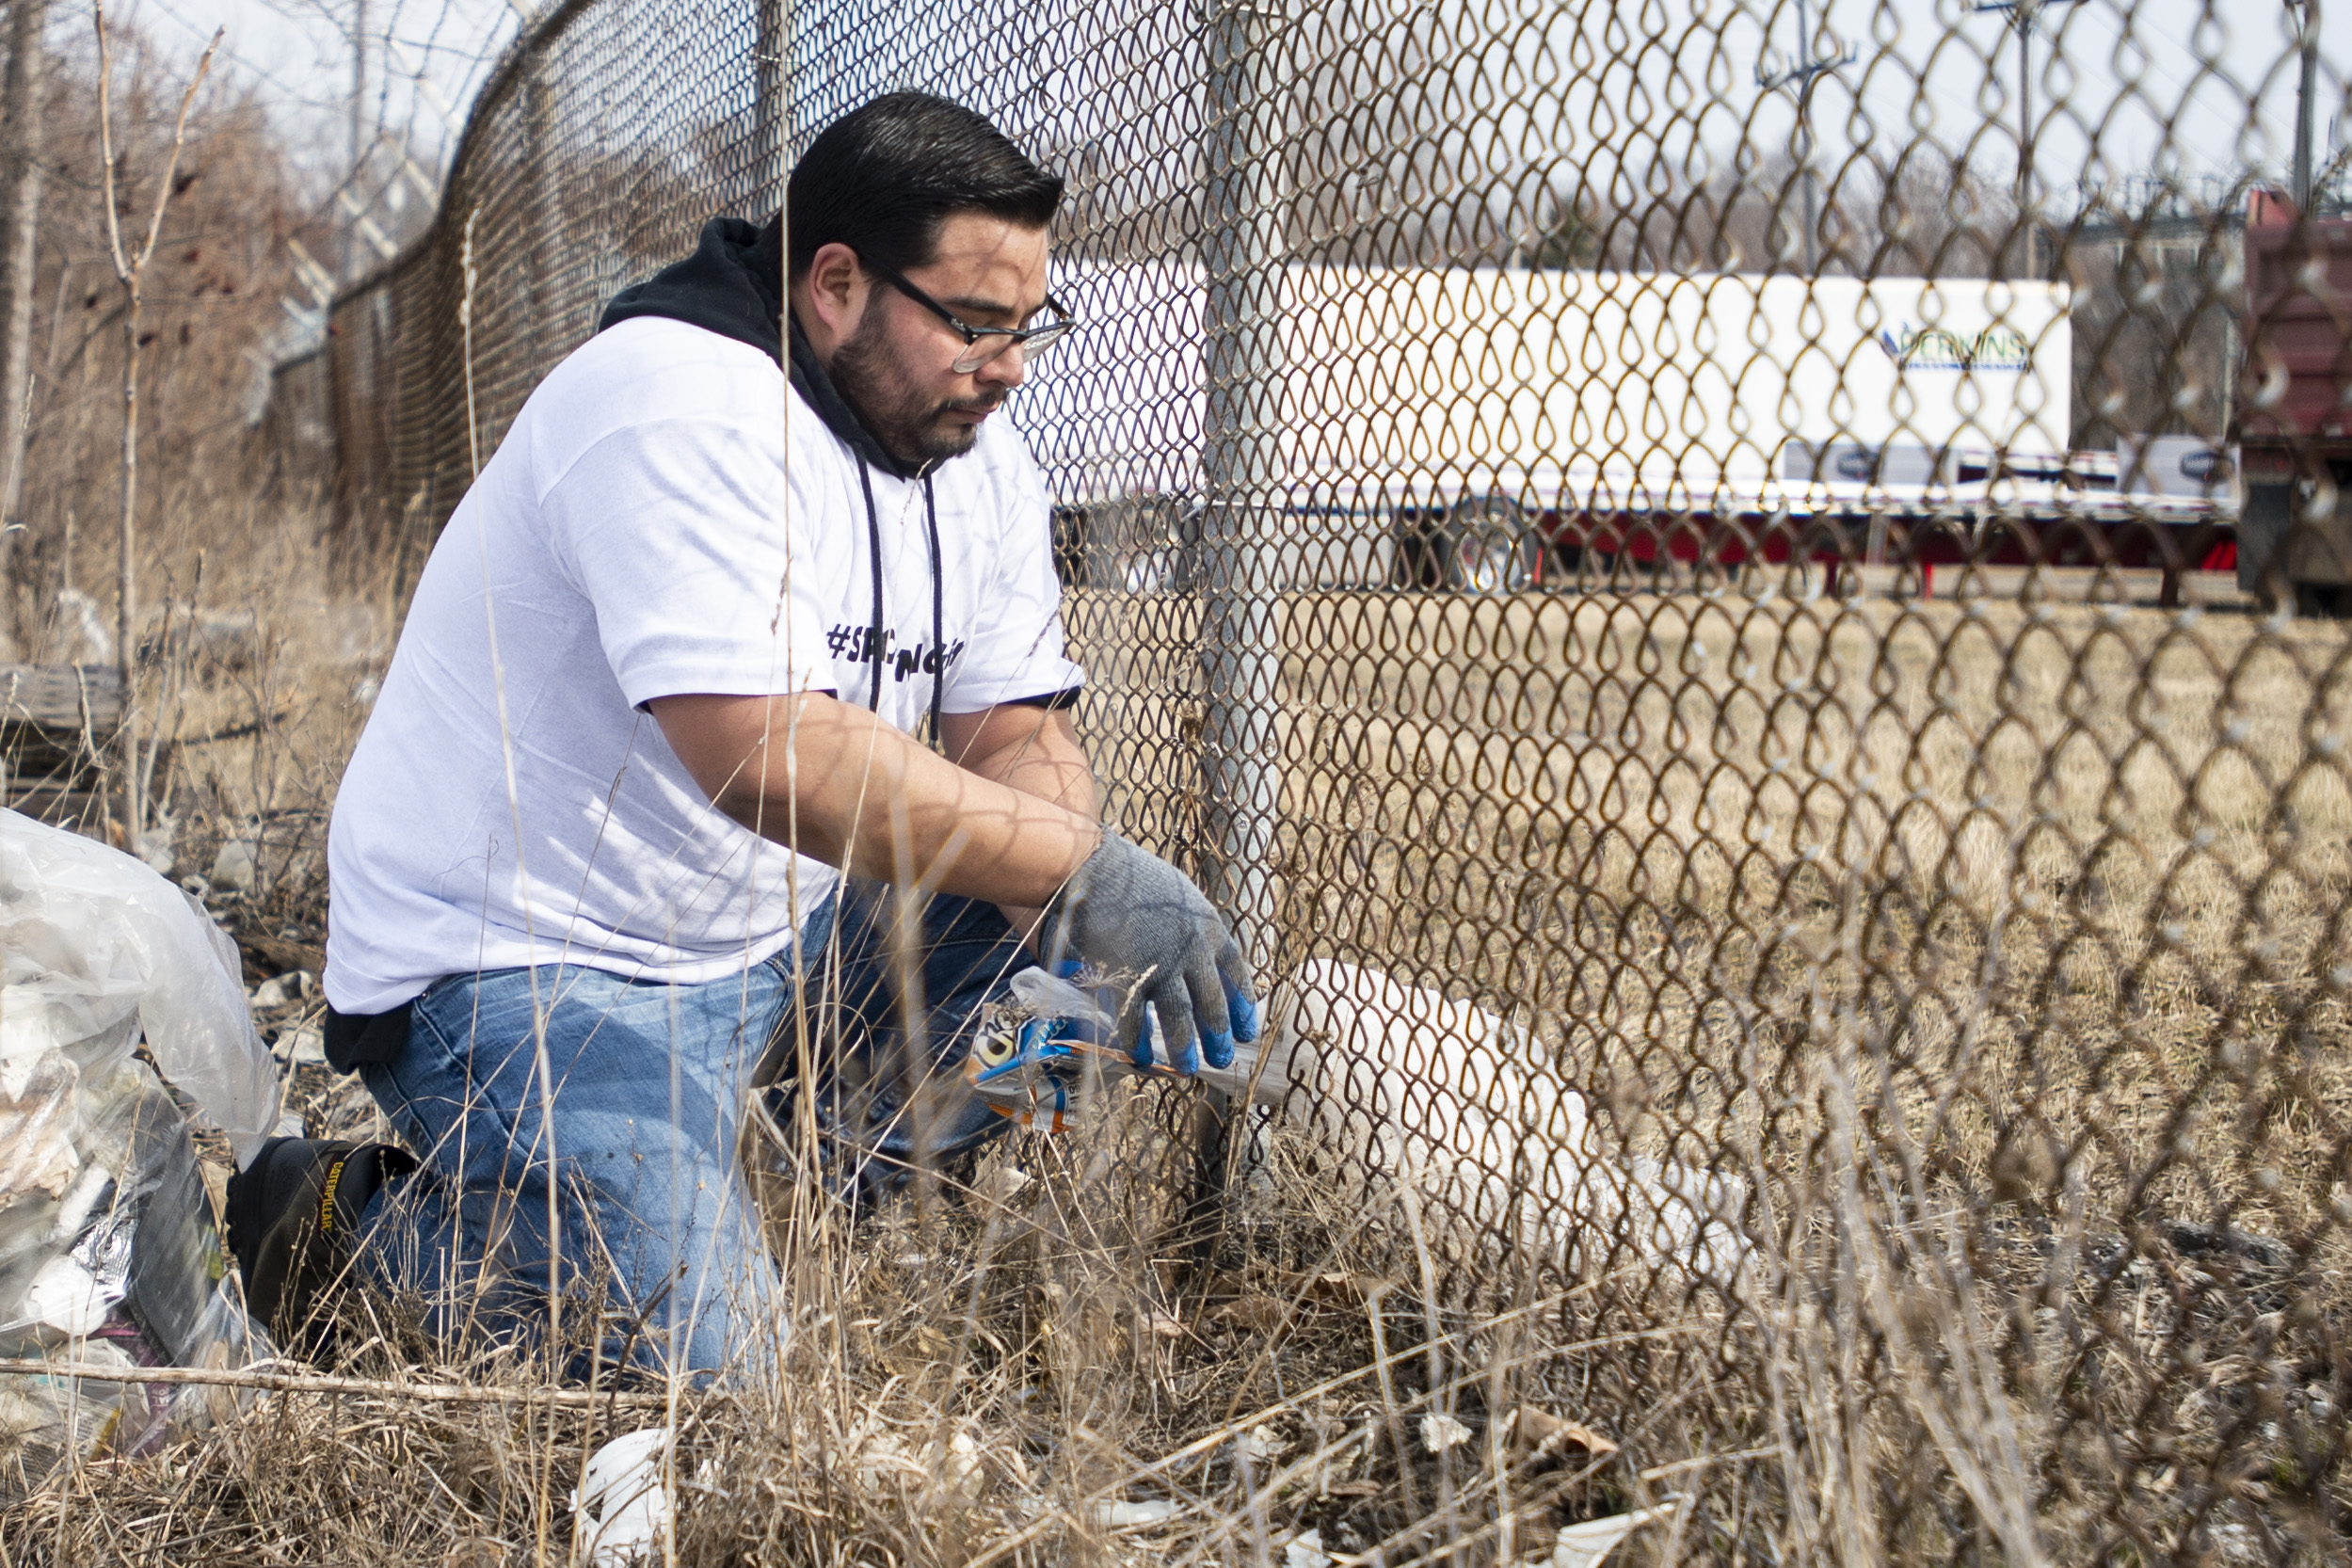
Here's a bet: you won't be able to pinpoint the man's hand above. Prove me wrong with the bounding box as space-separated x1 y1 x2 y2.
1048 831 1260 1074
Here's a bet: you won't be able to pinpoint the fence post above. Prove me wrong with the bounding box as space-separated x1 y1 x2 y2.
1195 0 1286 1240
1199 0 1284 971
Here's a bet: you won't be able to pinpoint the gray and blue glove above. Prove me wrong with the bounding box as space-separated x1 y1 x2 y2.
1045 830 1260 1075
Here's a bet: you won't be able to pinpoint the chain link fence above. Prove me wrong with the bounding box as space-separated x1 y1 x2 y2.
269 0 2352 1557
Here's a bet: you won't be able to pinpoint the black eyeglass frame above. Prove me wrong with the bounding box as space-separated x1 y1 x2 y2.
867 263 1078 374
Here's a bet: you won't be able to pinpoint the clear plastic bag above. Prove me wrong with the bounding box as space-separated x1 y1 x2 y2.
1 808 281 1165
0 810 286 1493
0 1061 267 1496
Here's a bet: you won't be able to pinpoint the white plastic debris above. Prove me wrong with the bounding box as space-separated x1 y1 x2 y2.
3 809 282 1162
21 1256 111 1336
1090 1497 1181 1528
981 1163 1032 1203
0 1048 79 1197
571 1427 672 1566
49 588 114 665
248 970 313 1009
133 817 176 878
1420 1412 1474 1453
1547 1504 1676 1568
1008 968 1116 1032
940 1430 985 1498
1265 961 1752 1293
278 1025 327 1065
852 1427 989 1500
1007 957 1750 1292
1235 1421 1289 1464
1285 1527 1334 1568
851 1432 923 1493
207 839 258 895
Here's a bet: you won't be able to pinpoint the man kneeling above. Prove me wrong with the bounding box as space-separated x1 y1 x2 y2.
229 92 1256 1380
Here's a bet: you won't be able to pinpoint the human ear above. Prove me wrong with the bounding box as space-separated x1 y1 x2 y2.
806 242 867 338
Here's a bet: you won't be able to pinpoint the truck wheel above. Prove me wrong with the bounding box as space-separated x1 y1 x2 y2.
1445 496 1540 594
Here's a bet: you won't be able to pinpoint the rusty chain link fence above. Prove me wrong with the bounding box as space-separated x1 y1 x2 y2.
267 0 2352 1557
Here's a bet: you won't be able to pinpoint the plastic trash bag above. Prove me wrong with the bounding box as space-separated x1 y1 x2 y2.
2 808 282 1164
0 1060 268 1495
0 810 285 1495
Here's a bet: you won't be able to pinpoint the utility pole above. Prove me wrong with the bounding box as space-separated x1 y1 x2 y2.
1755 0 1855 272
2293 0 2320 212
1974 0 2086 275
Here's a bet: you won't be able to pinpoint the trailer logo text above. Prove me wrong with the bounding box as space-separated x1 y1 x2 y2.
1877 324 2031 372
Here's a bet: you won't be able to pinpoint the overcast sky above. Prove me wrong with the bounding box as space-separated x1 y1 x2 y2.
79 0 2352 212
85 0 519 178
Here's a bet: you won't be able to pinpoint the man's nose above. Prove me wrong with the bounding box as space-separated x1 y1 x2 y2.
977 340 1029 389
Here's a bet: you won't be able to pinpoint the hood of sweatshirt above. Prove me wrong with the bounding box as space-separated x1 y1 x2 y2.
597 215 927 480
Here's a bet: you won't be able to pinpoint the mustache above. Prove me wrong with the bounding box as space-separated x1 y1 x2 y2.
936 392 1006 417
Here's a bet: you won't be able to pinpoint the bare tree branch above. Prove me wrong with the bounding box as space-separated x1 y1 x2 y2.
93 0 221 841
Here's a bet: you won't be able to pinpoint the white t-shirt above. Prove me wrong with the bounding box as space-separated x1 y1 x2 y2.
324 316 1084 1014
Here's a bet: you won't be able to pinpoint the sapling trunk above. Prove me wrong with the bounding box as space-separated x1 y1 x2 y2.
93 3 220 841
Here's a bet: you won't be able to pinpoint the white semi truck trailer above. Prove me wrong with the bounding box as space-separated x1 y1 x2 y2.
1016 263 2222 591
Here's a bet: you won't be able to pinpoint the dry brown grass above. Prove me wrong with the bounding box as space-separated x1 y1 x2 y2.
3 563 2345 1564
3 546 2345 1565
1063 570 2352 1562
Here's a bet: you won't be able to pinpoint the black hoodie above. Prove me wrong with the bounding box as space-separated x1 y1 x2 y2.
598 216 928 482
597 215 950 731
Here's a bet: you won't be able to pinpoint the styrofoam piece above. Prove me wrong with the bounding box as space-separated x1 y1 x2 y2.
571 1426 672 1566
22 1255 113 1336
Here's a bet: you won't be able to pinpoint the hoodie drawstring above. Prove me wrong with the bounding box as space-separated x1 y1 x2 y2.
855 455 887 715
852 454 947 750
922 473 944 748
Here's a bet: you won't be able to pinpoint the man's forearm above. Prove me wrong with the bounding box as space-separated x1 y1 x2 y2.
651 692 1101 906
943 703 1100 944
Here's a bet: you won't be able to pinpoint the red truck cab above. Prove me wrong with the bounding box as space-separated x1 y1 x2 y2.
2237 195 2352 613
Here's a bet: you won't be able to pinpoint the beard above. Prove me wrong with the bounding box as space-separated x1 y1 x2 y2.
829 308 1004 467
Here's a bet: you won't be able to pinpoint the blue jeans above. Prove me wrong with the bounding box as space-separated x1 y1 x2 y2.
353 881 1032 1380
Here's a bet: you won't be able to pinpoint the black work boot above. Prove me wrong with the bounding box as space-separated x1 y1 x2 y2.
224 1137 416 1353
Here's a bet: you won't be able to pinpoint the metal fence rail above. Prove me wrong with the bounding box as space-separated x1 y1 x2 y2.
272 0 2352 1557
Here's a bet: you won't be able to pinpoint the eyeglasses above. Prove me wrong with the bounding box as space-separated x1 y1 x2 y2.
868 264 1078 374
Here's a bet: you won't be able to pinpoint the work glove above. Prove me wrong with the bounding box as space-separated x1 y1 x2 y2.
1045 830 1260 1075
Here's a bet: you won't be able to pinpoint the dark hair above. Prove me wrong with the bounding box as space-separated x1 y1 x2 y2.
781 92 1063 280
